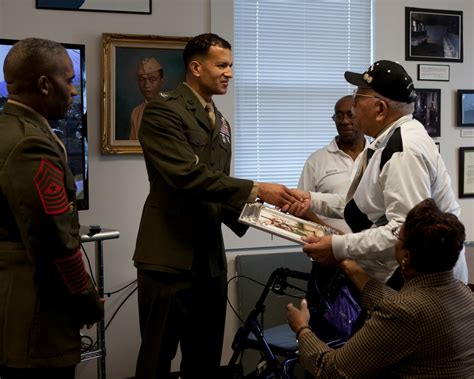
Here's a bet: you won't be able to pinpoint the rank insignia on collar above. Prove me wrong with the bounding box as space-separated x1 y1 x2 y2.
34 159 69 215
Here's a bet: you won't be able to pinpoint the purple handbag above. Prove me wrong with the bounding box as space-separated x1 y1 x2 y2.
323 285 361 339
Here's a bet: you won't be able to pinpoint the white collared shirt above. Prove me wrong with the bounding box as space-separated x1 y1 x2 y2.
298 137 367 233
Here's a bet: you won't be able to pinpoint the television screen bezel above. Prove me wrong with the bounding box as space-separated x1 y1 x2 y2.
0 38 89 210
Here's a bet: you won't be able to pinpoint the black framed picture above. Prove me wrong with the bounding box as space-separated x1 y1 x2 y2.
457 90 474 126
413 88 441 137
36 0 151 14
459 147 474 198
405 7 463 62
417 64 450 81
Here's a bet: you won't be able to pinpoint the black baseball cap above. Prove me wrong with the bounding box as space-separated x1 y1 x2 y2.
344 60 416 103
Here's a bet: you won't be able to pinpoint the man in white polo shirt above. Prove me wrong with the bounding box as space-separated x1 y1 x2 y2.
298 95 366 234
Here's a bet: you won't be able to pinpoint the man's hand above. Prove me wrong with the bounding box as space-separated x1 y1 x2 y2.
280 188 311 215
301 235 336 265
257 182 305 208
81 297 105 329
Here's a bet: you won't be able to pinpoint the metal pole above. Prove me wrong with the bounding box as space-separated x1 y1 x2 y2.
95 239 106 379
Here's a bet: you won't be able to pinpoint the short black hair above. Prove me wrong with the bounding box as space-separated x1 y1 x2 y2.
4 37 67 94
403 198 465 273
183 33 231 68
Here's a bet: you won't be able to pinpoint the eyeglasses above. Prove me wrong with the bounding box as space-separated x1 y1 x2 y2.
331 111 353 123
391 226 401 240
352 89 382 103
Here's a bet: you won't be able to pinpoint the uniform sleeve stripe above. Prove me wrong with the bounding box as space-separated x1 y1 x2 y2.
34 159 69 215
54 249 90 294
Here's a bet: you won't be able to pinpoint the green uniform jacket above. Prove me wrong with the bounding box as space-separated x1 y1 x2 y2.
0 102 103 368
134 83 253 277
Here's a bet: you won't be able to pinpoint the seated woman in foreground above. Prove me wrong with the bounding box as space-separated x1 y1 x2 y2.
287 198 474 378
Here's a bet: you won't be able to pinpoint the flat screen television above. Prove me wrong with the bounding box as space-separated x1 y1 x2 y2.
0 38 89 210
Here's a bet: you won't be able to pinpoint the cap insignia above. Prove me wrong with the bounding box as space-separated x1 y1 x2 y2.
363 72 373 84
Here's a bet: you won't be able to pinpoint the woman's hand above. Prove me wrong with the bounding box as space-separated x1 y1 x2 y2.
286 298 311 334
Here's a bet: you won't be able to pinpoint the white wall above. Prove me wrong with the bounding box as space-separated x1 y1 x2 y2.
0 0 473 378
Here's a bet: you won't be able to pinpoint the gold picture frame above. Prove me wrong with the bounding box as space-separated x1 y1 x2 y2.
101 33 190 154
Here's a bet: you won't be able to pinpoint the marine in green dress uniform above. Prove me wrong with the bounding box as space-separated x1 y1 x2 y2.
0 38 102 379
133 33 299 378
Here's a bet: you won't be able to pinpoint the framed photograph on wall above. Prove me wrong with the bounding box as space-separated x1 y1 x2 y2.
101 33 190 154
457 90 474 126
413 88 441 137
36 0 151 14
405 7 463 62
459 147 474 198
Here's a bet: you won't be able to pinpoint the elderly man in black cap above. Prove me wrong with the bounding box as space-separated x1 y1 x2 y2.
288 60 468 287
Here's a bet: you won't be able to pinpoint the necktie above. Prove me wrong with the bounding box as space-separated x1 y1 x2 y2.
205 103 216 128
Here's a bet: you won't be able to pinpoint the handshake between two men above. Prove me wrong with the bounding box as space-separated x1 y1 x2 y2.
254 185 333 266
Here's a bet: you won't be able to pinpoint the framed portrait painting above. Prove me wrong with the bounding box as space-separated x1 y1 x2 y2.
36 0 151 14
457 90 474 126
405 7 463 62
413 88 441 137
101 33 190 154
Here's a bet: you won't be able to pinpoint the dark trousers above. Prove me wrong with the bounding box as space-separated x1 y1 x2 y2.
0 366 75 379
135 269 227 379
